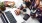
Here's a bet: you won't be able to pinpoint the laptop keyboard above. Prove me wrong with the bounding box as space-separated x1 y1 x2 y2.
5 11 17 23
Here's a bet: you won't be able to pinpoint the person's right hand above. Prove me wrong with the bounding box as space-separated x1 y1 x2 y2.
14 9 20 15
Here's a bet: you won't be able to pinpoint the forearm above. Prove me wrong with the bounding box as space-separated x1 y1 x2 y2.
35 0 40 6
34 0 40 8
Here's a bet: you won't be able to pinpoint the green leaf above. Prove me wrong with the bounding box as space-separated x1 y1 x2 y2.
0 2 4 8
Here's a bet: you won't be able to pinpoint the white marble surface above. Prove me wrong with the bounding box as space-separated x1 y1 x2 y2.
10 8 40 23
25 17 40 23
10 8 24 23
0 17 3 23
3 8 40 23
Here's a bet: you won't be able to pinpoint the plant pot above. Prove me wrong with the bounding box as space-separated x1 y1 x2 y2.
0 7 6 11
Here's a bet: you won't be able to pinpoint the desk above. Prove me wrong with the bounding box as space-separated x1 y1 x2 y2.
4 8 40 23
10 8 24 23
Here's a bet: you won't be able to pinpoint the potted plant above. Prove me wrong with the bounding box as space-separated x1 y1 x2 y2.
0 2 6 11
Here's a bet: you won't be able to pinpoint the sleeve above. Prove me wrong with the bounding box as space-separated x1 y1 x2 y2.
18 3 26 10
20 4 24 10
17 4 24 10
